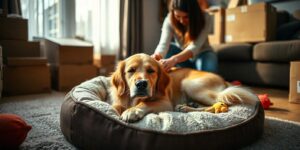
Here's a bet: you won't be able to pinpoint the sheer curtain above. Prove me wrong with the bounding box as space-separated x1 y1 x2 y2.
21 0 120 57
76 0 120 59
21 0 75 40
21 0 45 40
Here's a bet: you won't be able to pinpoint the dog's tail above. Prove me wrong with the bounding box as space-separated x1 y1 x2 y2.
216 86 259 105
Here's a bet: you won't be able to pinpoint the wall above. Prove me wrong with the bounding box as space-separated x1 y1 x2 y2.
272 0 300 15
142 0 161 55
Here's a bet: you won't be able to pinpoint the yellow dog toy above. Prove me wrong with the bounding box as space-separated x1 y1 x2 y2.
205 102 228 113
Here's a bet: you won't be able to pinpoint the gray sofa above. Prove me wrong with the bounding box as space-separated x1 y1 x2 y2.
213 40 300 88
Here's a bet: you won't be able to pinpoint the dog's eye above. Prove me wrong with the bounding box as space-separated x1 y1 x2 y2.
128 68 136 73
147 69 155 74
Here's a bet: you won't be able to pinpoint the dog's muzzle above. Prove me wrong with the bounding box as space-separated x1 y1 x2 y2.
134 79 149 97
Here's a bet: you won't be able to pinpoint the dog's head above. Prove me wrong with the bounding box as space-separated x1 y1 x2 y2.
111 53 170 106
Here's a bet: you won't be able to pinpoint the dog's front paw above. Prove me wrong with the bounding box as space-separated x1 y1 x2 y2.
175 104 189 112
121 107 146 122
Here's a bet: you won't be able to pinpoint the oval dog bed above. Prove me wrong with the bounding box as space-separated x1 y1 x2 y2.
60 76 264 150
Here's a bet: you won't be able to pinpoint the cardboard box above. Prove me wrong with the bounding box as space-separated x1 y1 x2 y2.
44 38 93 65
94 55 116 68
0 17 28 41
227 0 247 9
0 40 40 60
289 61 300 104
225 3 277 43
3 65 51 96
50 64 98 91
208 8 225 45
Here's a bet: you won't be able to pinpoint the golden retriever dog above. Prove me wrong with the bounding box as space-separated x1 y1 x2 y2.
110 53 258 122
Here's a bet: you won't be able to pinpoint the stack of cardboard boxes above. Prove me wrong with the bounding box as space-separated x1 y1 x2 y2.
0 17 51 96
209 1 277 44
43 38 98 91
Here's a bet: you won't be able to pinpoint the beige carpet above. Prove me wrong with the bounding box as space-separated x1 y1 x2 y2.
0 92 300 150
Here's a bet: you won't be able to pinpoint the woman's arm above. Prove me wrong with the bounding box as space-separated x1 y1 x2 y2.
160 50 193 71
160 13 213 71
152 13 174 60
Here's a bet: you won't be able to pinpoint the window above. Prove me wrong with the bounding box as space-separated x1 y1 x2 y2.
21 0 119 55
45 0 59 37
21 0 57 39
21 0 75 40
75 0 120 56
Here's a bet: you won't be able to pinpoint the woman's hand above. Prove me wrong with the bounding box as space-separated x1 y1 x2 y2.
151 53 162 61
159 57 177 72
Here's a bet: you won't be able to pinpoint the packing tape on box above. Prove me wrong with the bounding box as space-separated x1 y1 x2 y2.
240 6 248 13
225 35 233 42
226 14 236 22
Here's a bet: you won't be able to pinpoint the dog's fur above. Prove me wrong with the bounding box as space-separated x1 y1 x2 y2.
110 53 258 122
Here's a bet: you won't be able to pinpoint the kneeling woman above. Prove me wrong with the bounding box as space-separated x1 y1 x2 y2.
152 0 217 73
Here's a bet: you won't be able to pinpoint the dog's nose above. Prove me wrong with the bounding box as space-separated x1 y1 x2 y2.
135 80 148 90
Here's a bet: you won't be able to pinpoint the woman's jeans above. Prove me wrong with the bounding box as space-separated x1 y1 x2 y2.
165 43 218 73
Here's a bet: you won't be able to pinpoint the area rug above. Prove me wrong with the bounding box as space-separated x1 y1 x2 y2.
0 92 299 150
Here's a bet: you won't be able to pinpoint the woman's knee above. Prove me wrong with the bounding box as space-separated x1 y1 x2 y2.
195 51 218 73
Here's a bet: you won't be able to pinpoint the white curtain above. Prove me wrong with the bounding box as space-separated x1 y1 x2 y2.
21 0 120 57
21 0 75 39
21 0 45 40
76 0 120 58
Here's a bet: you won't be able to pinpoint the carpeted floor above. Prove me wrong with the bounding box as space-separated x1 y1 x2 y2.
0 92 300 150
0 92 74 150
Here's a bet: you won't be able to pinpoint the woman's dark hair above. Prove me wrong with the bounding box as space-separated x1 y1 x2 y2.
169 0 205 46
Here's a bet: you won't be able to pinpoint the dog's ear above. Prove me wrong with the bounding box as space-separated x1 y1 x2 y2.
111 61 126 97
156 65 171 96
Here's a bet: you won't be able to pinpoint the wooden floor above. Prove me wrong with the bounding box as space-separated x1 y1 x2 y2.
250 87 300 123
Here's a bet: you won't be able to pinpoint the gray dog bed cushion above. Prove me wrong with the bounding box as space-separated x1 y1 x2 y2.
60 76 264 150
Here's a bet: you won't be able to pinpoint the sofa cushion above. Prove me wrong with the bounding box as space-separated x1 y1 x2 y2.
277 21 300 40
253 40 300 62
212 43 253 61
276 10 291 27
219 62 289 88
